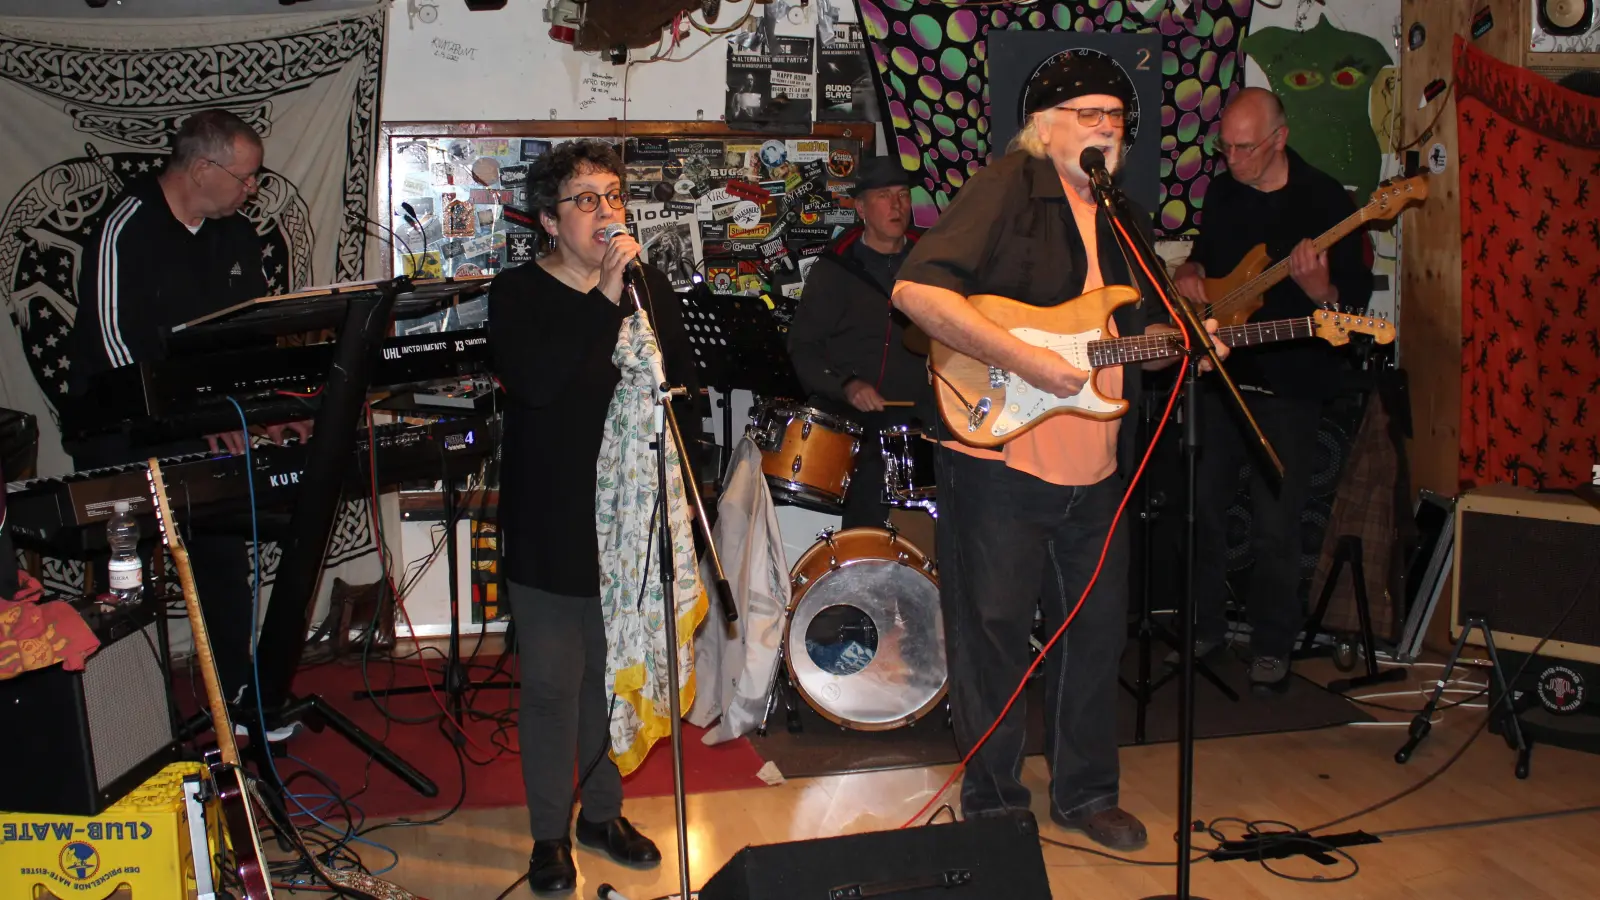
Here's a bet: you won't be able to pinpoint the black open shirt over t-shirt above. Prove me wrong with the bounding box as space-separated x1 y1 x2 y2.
1186 147 1373 399
488 261 702 597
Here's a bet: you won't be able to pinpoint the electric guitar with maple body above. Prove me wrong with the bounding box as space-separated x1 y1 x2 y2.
1196 175 1428 327
146 459 427 900
927 287 1395 448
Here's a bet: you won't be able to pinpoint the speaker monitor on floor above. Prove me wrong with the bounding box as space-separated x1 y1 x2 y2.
697 811 1051 900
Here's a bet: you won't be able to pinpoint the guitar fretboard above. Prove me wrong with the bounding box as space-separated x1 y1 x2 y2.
1086 317 1318 368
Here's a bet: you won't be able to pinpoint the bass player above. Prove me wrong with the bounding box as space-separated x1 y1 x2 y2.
1172 87 1373 693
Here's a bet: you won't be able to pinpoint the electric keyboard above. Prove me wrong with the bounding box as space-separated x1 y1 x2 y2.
62 329 491 441
5 416 498 553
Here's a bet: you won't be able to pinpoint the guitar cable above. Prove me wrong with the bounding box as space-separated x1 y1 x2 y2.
226 397 402 889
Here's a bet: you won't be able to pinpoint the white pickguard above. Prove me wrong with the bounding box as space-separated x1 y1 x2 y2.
987 326 1120 438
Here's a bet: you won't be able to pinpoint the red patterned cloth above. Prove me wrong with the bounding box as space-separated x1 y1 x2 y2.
1455 38 1600 490
0 570 101 679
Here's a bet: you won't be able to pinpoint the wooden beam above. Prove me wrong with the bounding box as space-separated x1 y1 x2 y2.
381 120 877 150
1399 0 1530 652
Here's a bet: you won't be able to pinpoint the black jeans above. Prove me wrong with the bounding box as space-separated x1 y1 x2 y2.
1192 386 1326 660
935 448 1131 820
507 581 624 841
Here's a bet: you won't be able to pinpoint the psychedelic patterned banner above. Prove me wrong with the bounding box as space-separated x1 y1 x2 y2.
860 0 1254 235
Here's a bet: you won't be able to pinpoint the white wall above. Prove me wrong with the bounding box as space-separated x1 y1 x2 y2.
384 0 748 123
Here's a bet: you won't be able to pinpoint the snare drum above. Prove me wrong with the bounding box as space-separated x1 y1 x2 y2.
785 527 945 730
747 402 863 512
880 425 938 513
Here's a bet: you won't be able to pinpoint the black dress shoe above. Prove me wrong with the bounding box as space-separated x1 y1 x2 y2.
528 839 576 895
575 815 662 866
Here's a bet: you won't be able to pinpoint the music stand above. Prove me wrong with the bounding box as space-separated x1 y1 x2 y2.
677 283 804 477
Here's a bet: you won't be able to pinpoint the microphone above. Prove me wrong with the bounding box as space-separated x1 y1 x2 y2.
344 210 415 268
1078 146 1116 193
603 222 649 280
596 885 632 900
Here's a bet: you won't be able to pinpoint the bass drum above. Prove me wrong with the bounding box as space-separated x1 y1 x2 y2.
785 527 945 731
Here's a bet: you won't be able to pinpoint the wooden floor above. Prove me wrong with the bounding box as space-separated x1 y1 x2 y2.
279 658 1600 899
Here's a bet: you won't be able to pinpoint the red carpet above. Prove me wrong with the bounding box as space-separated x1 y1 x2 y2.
175 655 771 820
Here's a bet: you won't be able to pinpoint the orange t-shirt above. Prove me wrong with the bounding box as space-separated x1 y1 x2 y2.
945 188 1123 486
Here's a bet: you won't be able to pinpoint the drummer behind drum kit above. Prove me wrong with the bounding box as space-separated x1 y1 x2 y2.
745 400 947 731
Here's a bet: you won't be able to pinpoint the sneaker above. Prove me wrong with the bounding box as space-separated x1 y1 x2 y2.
1249 655 1291 694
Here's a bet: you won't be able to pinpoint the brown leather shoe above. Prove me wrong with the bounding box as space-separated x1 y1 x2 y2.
1051 806 1149 851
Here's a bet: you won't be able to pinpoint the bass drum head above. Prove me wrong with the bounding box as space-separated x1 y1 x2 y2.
786 528 945 730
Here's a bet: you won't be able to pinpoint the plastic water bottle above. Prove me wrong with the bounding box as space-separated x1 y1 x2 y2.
106 500 143 606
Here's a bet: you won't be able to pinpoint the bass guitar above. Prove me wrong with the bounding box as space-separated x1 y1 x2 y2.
927 287 1395 448
1197 175 1427 327
146 458 427 900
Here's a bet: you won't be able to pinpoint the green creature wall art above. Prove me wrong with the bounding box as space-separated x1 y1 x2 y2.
1239 15 1392 198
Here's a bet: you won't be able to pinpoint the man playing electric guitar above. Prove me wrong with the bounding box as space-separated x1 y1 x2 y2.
1172 87 1374 692
892 52 1226 851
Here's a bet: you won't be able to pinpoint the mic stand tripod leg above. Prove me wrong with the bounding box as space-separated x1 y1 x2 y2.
355 462 518 733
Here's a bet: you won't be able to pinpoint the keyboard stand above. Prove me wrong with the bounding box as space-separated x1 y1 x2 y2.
247 276 439 799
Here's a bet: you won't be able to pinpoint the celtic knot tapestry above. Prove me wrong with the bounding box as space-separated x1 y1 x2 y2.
1455 38 1600 491
0 4 386 600
860 0 1252 234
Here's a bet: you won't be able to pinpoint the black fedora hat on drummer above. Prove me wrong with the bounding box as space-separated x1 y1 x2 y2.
851 156 912 195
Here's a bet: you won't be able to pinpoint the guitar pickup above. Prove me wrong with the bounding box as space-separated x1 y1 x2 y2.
988 366 1007 389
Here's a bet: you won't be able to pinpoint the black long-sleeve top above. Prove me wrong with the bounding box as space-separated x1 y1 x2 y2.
488 261 701 596
1187 147 1373 400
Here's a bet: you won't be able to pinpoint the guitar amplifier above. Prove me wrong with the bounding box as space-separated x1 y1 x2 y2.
0 601 180 815
1451 484 1600 662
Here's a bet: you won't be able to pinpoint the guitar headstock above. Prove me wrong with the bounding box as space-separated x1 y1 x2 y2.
1362 175 1430 221
144 458 186 558
1312 308 1397 346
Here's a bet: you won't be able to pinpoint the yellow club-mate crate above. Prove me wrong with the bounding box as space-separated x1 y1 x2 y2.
0 761 222 899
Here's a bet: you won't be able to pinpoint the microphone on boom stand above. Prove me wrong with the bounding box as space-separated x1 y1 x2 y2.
345 210 416 282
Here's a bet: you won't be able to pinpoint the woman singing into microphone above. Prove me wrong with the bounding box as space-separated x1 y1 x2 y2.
488 139 701 895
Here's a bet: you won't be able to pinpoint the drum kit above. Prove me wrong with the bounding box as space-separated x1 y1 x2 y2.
744 399 947 732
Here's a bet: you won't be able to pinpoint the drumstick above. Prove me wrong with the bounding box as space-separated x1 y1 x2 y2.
881 401 916 407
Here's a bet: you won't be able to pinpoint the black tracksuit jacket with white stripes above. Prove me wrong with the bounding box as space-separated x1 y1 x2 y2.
68 175 267 395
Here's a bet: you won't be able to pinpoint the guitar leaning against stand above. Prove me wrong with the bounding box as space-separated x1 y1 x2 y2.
146 458 427 900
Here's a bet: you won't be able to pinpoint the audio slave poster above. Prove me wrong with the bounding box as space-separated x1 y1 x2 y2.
818 24 875 122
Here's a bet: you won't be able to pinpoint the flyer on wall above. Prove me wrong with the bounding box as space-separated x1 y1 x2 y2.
818 23 876 122
626 201 704 291
726 36 815 126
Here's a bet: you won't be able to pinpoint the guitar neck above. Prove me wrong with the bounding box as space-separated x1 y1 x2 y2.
148 461 243 767
1216 207 1368 308
1086 316 1319 368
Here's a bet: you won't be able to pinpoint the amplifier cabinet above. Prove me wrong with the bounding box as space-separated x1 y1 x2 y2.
0 609 180 815
1452 484 1600 663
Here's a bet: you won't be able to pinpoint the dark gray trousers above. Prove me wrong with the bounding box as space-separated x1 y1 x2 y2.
507 581 624 841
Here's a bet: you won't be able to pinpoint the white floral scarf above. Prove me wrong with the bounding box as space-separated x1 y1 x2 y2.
595 310 708 775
